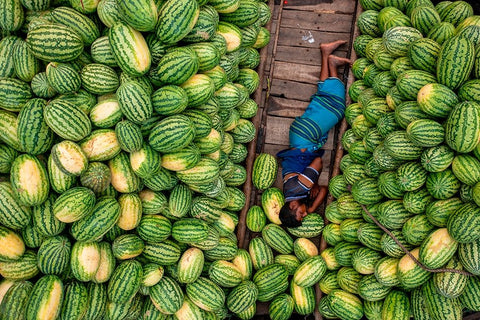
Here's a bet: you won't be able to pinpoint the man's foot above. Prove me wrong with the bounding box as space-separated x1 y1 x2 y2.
328 55 352 68
320 40 347 56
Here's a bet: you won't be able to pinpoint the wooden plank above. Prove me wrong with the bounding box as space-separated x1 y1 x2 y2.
264 116 293 145
277 27 351 49
275 45 347 66
281 10 354 33
269 79 317 101
267 97 309 118
284 0 356 13
273 61 321 83
283 0 356 14
273 61 346 84
264 115 337 149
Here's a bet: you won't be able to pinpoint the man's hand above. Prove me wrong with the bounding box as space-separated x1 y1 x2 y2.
310 184 320 199
307 185 328 213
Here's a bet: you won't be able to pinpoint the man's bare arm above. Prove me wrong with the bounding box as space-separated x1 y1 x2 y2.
309 157 323 172
307 185 328 213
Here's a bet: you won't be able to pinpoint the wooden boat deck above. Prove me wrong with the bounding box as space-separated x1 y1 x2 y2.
238 0 359 248
237 1 480 319
236 0 360 318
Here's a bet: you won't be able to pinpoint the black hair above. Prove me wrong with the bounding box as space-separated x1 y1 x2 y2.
279 201 302 228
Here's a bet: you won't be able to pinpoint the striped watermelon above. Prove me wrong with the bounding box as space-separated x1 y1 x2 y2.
440 1 474 26
149 115 196 153
407 38 441 74
396 70 437 101
374 256 400 287
108 22 151 77
293 255 327 287
111 234 144 260
421 145 455 173
0 280 33 320
437 36 475 90
419 228 458 269
357 10 381 37
156 0 199 44
390 56 413 79
423 279 462 320
397 248 432 289
262 223 293 254
433 256 468 299
451 154 480 185
183 5 218 42
117 0 157 32
26 24 83 62
447 202 480 243
17 98 53 155
10 155 48 207
382 26 423 57
249 237 274 270
208 260 243 287
293 237 318 261
226 281 257 314
290 281 315 315
246 205 267 232
107 260 143 304
50 6 99 46
252 153 278 190
70 197 121 241
59 281 88 320
445 101 480 153
0 78 32 112
150 276 184 315
358 274 391 302
0 225 25 261
116 81 152 125
396 161 427 192
410 6 441 35
25 275 64 320
142 240 181 266
186 277 225 312
381 290 410 320
460 276 480 310
357 223 383 251
152 85 188 116
44 99 91 141
90 36 118 67
384 130 424 161
328 289 364 320
417 83 458 118
13 39 40 83
0 250 39 280
253 263 289 302
269 293 294 320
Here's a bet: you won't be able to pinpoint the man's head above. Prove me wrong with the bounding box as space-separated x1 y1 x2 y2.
279 200 308 228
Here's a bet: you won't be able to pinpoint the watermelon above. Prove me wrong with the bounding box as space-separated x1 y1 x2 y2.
437 36 475 90
252 153 278 190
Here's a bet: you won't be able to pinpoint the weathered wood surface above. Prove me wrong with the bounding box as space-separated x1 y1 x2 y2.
277 28 351 48
275 45 347 65
282 10 355 32
284 0 356 14
246 1 358 318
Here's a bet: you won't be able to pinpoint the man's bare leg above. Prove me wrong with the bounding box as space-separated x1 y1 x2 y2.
319 40 347 81
328 54 352 79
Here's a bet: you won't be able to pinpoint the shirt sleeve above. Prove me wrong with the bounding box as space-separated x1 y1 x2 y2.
297 166 319 189
283 175 309 201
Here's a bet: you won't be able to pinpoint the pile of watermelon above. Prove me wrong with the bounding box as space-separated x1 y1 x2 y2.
0 0 273 319
321 0 480 319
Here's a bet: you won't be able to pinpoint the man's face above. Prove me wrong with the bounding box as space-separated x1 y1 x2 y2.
289 201 308 222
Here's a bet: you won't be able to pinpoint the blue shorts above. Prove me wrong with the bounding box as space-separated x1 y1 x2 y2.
289 77 346 152
276 148 324 177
